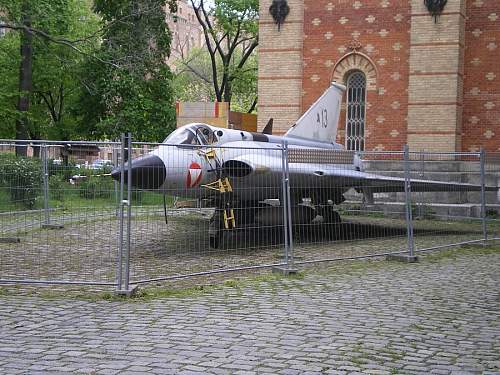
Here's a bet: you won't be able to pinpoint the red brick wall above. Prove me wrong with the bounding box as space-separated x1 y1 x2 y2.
462 1 500 153
299 0 500 153
302 0 411 151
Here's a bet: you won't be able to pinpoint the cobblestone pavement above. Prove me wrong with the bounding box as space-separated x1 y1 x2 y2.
1 249 499 375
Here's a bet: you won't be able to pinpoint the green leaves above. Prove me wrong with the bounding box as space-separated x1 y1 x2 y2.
75 0 177 142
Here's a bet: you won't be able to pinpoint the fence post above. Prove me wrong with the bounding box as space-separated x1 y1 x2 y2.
115 133 136 296
113 145 120 217
284 142 295 270
124 132 132 291
418 149 425 219
403 145 417 261
480 147 488 245
41 143 51 226
40 144 64 230
280 141 290 267
116 134 126 292
274 140 296 275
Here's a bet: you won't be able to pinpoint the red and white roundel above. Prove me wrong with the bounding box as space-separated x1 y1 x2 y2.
186 162 202 188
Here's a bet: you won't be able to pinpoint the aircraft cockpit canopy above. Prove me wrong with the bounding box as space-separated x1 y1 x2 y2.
163 124 218 147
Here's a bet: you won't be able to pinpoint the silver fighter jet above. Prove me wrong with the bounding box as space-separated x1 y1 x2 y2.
112 82 496 247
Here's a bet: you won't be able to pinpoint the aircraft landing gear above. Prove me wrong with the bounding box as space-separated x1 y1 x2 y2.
208 201 261 248
320 205 342 224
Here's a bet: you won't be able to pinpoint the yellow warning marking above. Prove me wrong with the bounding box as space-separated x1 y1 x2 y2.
201 177 232 193
223 209 236 229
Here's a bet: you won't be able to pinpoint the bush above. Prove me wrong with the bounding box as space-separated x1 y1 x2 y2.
78 176 115 200
49 174 66 201
0 153 42 209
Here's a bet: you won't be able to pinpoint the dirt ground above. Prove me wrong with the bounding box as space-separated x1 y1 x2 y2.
1 205 496 288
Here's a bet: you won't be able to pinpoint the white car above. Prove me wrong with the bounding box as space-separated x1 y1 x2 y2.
90 159 113 170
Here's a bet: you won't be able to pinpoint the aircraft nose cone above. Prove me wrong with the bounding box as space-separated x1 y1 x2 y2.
111 154 166 190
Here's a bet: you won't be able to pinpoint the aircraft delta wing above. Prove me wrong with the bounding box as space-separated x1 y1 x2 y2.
221 151 496 198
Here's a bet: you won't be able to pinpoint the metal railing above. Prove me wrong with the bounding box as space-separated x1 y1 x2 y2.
0 136 498 293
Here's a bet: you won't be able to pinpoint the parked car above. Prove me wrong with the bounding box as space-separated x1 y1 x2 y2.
90 159 113 170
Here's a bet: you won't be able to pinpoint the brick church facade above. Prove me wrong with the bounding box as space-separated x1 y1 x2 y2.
257 0 500 153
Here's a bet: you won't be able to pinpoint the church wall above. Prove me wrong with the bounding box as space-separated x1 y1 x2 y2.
462 0 500 152
302 0 411 151
257 0 500 152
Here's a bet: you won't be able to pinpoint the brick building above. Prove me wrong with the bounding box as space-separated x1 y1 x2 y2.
258 0 500 152
166 0 205 65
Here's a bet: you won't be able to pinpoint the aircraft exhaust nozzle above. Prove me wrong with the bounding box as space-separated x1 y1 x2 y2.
110 154 166 190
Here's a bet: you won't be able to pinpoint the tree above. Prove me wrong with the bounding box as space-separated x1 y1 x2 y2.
75 0 178 142
189 0 259 106
0 0 101 149
173 46 258 113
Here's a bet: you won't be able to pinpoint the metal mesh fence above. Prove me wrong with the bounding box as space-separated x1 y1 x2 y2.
0 136 498 290
408 152 485 252
286 150 411 266
125 141 287 285
0 140 123 285
485 152 500 241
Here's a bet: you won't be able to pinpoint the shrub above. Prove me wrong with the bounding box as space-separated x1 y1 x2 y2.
48 174 66 201
0 153 42 209
78 176 115 200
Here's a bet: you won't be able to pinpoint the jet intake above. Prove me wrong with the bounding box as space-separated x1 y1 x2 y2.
111 154 166 190
222 160 253 178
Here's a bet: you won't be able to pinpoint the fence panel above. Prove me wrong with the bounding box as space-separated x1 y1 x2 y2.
0 140 122 285
285 149 411 265
408 151 490 252
485 152 500 241
125 141 287 285
1 137 498 288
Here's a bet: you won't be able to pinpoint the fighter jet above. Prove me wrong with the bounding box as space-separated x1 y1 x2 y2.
112 82 496 247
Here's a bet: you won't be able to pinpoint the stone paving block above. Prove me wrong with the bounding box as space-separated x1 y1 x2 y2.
0 251 498 375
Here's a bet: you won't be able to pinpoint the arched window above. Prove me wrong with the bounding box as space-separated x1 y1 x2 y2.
345 71 367 151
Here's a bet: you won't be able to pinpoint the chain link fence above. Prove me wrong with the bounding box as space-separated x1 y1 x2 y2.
0 136 498 292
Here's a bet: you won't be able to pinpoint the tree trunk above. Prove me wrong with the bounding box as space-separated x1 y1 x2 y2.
15 7 33 157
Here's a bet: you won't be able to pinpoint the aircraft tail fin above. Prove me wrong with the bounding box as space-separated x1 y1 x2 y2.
262 118 273 135
285 82 346 144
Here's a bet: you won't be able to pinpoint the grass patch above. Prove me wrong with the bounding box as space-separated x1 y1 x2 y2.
2 244 497 302
421 243 500 262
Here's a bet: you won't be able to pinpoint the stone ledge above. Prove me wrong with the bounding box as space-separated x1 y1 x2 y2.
272 266 299 276
386 254 419 263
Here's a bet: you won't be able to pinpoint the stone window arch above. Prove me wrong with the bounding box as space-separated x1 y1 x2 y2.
331 52 377 151
345 71 367 151
331 51 377 91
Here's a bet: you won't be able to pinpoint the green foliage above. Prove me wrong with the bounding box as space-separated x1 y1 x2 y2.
213 0 259 37
48 174 65 200
78 176 114 200
0 0 101 140
0 153 42 208
188 0 259 105
173 47 258 113
75 0 177 142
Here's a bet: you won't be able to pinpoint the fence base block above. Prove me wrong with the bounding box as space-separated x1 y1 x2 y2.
0 237 21 243
386 254 419 263
115 285 139 297
272 266 299 276
41 224 65 230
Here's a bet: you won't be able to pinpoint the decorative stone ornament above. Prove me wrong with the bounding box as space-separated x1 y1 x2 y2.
269 0 290 31
424 0 448 23
347 39 362 52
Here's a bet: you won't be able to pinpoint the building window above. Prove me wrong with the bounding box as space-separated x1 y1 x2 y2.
345 71 366 151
